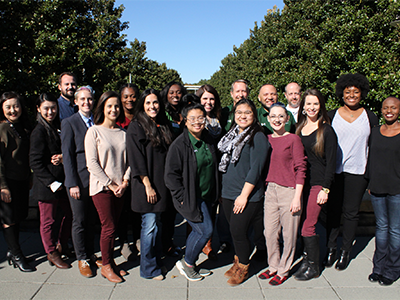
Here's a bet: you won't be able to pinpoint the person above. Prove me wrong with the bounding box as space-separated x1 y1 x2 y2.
256 84 296 134
127 89 172 280
117 83 139 128
0 92 35 272
293 89 337 281
285 82 302 122
366 96 400 286
218 98 269 286
30 93 73 269
85 91 130 283
61 86 101 278
165 103 220 281
259 102 306 286
57 72 78 121
325 73 378 270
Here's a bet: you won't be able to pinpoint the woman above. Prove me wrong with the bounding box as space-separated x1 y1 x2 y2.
218 98 269 286
127 89 172 280
293 89 337 280
30 93 73 269
259 103 306 286
165 103 220 281
117 83 139 128
85 91 130 283
366 96 400 286
325 73 378 271
0 92 35 272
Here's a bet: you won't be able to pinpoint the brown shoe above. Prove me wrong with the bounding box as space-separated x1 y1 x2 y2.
90 255 103 268
202 239 218 261
224 255 239 278
101 264 123 283
227 262 249 286
47 251 71 269
78 260 94 278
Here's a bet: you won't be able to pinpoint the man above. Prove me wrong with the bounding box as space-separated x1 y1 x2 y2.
58 72 78 121
257 84 296 134
222 79 249 132
284 82 302 122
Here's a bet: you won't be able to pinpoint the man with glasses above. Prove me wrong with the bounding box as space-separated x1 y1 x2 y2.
284 82 302 122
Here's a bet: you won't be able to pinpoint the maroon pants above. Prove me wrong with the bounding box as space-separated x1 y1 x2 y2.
92 191 124 265
301 185 323 237
38 197 72 254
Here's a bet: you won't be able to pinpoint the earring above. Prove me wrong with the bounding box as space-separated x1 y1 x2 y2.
302 110 306 115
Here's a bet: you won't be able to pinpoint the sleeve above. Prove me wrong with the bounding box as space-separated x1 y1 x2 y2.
61 119 79 188
323 125 338 189
164 141 185 204
287 111 297 133
0 129 9 190
244 132 270 185
126 122 149 178
367 109 379 129
84 127 112 187
29 126 58 187
292 135 307 185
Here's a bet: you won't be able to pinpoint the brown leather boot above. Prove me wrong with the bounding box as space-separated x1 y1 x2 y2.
227 262 249 286
202 239 217 260
47 251 71 269
101 264 123 283
224 255 239 278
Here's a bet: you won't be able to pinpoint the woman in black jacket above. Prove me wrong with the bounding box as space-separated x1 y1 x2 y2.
30 93 72 269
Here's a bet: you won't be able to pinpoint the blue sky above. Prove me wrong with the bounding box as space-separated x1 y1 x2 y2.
115 0 285 84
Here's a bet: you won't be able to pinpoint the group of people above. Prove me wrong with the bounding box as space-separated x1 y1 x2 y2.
1 72 399 287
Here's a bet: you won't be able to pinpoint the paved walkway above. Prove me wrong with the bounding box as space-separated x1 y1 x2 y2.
0 219 399 300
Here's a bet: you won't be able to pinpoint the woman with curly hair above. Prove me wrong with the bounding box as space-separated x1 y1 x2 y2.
324 73 378 270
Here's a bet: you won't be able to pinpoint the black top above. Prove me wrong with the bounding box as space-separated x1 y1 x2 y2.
366 126 400 195
300 123 337 189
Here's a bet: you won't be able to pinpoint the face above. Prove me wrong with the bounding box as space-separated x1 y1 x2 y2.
381 97 400 123
37 100 58 124
234 103 254 131
58 75 77 100
121 87 137 112
258 85 278 110
2 98 22 123
144 94 160 121
267 106 289 132
303 95 320 120
103 97 120 122
230 82 248 105
167 84 182 107
75 90 94 114
185 109 205 137
343 86 361 108
200 91 215 113
285 83 301 108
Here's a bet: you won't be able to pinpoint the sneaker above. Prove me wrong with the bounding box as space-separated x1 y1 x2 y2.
196 266 212 277
176 258 203 281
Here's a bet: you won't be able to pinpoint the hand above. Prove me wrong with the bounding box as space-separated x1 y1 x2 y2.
290 197 301 215
233 194 248 214
317 190 328 205
69 186 80 200
1 188 12 203
145 185 157 204
114 181 128 198
51 154 63 165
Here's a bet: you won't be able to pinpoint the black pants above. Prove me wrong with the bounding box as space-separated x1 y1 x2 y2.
222 198 263 264
326 172 368 251
161 200 177 252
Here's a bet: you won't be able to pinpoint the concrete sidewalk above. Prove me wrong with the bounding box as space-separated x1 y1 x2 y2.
0 219 399 300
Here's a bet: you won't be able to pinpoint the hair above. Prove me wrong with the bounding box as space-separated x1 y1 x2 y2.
93 91 125 125
181 102 207 120
231 98 263 147
335 73 370 101
0 91 32 132
58 72 77 85
181 93 200 107
36 93 61 143
230 79 249 94
160 81 187 122
269 101 287 113
119 83 139 98
74 85 95 99
134 88 172 147
195 84 222 120
295 89 330 157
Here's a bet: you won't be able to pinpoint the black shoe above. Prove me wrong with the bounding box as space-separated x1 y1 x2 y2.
379 276 394 286
335 250 350 271
9 253 36 272
218 242 231 254
323 248 337 268
368 273 381 282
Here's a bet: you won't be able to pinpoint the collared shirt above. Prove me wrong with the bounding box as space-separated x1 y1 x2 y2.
78 111 94 128
58 95 77 121
257 107 296 135
286 105 299 122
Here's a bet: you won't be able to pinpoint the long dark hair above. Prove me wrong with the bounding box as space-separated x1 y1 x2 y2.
0 91 32 133
134 89 172 147
160 81 187 122
36 93 61 143
295 89 330 157
195 84 222 119
93 91 125 125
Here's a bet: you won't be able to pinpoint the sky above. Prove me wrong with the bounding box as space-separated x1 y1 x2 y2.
114 0 285 84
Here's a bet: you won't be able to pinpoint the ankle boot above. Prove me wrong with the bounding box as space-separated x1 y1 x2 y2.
324 247 337 267
202 239 217 261
227 262 249 286
294 235 320 280
48 251 71 269
335 250 350 270
101 264 123 283
224 255 239 278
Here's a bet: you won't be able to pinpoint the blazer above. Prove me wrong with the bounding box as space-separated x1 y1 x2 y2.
30 123 66 201
61 112 90 189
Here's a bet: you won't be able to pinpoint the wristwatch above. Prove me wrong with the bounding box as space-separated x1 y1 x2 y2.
322 187 330 194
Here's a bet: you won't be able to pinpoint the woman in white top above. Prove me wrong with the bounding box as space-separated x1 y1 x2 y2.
85 91 130 283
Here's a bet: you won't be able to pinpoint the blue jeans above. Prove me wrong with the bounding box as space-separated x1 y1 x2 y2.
370 193 400 281
140 212 162 278
185 200 213 266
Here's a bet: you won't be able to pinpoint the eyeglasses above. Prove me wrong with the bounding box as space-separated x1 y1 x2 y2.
187 116 206 124
235 110 253 116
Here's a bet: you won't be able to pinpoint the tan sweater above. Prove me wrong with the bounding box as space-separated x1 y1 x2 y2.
84 125 130 196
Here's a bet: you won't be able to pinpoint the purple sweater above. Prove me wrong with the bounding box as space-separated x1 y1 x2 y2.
266 133 306 188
